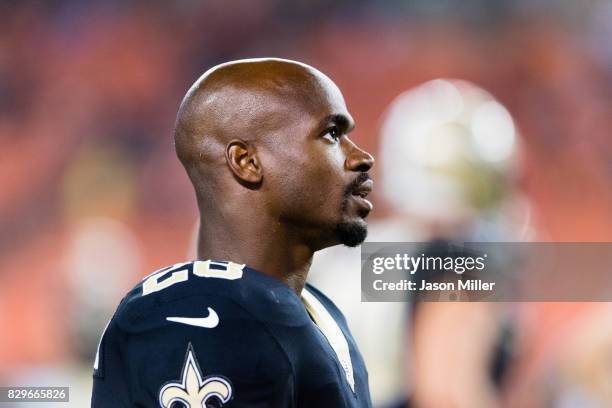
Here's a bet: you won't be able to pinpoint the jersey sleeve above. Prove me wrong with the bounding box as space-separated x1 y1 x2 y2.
92 293 295 408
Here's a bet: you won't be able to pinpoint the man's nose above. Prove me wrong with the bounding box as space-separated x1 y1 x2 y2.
345 140 374 172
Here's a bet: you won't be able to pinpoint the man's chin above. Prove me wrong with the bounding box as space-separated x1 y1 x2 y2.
334 219 368 248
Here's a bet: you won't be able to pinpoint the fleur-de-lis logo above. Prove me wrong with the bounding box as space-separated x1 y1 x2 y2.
159 343 232 407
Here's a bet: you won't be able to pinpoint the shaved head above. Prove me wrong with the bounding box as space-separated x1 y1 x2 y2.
175 58 342 198
175 57 374 261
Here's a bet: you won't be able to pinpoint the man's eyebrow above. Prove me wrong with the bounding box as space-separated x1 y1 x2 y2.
318 113 355 132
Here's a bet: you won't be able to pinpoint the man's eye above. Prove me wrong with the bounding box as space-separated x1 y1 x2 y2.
323 126 340 143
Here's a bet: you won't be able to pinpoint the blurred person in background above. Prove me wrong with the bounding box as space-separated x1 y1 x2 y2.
310 78 531 408
380 79 530 408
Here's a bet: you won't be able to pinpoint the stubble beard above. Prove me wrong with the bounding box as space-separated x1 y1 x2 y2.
333 191 368 247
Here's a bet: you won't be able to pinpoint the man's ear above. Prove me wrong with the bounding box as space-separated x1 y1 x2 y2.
225 139 263 186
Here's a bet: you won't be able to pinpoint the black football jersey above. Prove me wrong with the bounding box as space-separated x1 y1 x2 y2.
91 260 372 407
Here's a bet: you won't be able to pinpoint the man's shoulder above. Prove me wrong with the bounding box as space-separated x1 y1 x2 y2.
93 261 300 406
114 260 243 331
114 260 311 332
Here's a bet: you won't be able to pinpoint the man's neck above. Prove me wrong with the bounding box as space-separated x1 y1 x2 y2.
196 219 315 294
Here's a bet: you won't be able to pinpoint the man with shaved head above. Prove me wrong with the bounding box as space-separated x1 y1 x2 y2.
92 59 374 407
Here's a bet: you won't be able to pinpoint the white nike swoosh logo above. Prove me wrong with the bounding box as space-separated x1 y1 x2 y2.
166 307 219 328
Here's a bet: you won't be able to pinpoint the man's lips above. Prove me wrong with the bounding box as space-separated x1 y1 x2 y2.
350 179 373 214
351 179 373 199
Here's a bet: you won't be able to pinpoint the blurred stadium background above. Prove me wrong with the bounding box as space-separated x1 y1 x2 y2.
1 0 611 407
